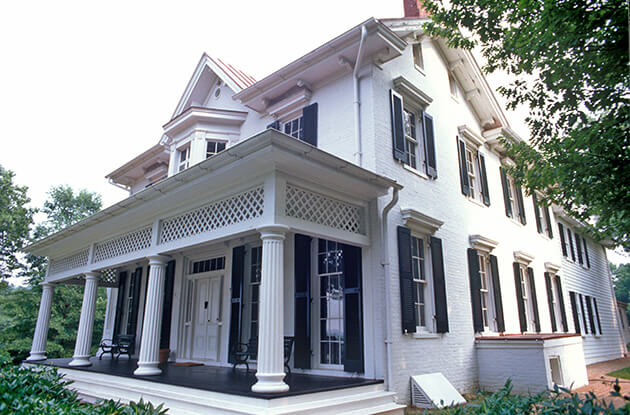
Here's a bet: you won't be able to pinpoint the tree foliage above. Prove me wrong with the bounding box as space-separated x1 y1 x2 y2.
422 0 630 249
612 262 630 310
0 166 35 280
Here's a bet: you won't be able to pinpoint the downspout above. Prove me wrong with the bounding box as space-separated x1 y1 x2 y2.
381 186 399 391
353 25 367 167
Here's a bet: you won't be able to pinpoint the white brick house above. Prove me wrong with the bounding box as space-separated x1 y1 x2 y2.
24 2 625 413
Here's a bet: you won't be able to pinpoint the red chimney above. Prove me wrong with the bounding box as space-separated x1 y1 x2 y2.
403 0 431 18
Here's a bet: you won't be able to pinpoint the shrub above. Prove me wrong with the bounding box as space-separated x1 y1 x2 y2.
0 351 168 414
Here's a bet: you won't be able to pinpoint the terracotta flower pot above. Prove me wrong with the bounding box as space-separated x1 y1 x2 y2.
159 349 170 364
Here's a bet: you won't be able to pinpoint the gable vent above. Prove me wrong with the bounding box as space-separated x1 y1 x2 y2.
411 373 466 409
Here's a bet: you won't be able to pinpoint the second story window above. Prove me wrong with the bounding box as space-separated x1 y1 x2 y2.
178 146 190 172
206 140 226 159
500 167 526 224
283 116 304 140
404 110 419 169
533 194 553 238
457 137 490 206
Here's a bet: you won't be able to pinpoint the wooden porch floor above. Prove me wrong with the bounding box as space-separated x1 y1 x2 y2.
35 358 382 399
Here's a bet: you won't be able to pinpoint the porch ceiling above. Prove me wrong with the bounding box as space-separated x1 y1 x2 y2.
25 129 400 262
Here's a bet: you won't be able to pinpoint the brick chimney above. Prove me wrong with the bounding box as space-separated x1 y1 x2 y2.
403 0 431 18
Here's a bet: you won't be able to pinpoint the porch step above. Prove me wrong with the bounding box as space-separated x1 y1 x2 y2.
56 367 404 415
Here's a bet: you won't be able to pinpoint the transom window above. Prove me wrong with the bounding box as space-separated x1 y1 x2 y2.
190 256 225 274
284 116 304 140
318 239 344 366
178 147 190 172
206 141 226 159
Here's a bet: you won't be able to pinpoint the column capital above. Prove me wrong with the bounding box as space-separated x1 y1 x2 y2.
41 282 56 289
147 255 170 266
257 224 290 240
84 272 100 281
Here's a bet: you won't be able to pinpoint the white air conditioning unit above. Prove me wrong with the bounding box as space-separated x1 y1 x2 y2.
411 373 467 409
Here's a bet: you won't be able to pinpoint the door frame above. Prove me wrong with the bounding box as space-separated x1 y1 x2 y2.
185 270 224 362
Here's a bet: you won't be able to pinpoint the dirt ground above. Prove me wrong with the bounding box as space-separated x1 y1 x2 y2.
576 356 630 408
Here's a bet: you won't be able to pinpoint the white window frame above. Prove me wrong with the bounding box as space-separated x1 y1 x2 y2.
402 108 427 173
206 140 226 159
590 296 601 336
178 146 190 172
551 274 564 331
507 175 523 221
283 115 304 140
411 234 434 333
478 252 497 332
518 264 536 332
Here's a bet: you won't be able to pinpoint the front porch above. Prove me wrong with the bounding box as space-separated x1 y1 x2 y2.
29 358 401 414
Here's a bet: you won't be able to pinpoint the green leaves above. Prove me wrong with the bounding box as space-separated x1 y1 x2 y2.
422 0 630 249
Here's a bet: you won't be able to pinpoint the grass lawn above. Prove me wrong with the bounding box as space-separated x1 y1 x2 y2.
607 366 630 380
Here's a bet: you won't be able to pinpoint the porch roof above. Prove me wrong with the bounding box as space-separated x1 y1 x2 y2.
25 129 400 260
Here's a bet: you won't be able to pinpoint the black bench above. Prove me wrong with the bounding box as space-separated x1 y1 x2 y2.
98 334 135 360
232 336 294 374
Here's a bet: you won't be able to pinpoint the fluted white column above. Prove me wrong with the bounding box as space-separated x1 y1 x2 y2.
252 225 290 393
69 273 100 366
26 283 55 361
134 255 169 376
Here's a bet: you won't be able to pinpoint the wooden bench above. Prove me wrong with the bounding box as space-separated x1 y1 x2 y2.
98 334 135 360
232 336 294 374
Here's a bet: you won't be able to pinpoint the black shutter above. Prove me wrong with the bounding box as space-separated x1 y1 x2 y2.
489 255 505 333
113 271 127 338
431 237 449 333
544 272 557 332
500 167 513 218
457 138 470 196
533 194 543 234
544 206 553 238
556 276 569 332
558 223 567 257
294 234 312 369
593 298 602 334
228 246 245 363
467 249 483 333
479 153 490 206
516 185 526 225
527 268 541 333
583 237 590 268
128 267 143 336
302 103 318 147
513 263 527 333
390 90 406 162
397 226 417 333
342 244 364 373
567 228 576 261
569 292 581 334
575 235 584 264
586 296 597 334
267 120 281 130
423 112 437 178
160 260 176 350
578 294 588 334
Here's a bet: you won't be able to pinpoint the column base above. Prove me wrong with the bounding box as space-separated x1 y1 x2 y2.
251 372 289 393
68 356 92 367
134 361 162 376
26 352 47 362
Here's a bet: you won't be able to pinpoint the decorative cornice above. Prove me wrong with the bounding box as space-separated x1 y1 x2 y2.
458 125 485 148
401 208 443 235
392 76 433 108
514 250 535 265
469 234 499 253
544 262 561 274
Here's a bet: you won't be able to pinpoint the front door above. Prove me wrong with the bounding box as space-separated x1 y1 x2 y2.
192 276 223 361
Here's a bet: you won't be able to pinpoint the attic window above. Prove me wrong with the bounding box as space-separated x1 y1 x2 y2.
413 43 424 70
206 140 226 158
178 146 190 172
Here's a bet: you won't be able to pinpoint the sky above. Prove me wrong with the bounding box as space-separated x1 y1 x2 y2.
0 0 626 264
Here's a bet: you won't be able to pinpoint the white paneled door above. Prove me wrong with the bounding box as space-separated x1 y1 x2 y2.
192 276 223 361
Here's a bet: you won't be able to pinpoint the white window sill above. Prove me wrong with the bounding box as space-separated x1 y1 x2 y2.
509 218 525 227
403 163 429 180
413 332 440 339
466 196 486 208
537 232 552 241
414 65 426 76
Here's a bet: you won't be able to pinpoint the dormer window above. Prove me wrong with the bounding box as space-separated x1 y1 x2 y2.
178 146 190 172
206 140 226 159
283 116 304 140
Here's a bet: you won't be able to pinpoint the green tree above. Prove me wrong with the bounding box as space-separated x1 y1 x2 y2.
612 262 630 304
422 0 629 249
0 185 105 362
0 166 35 280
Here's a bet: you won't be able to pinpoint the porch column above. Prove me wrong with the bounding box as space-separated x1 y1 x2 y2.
252 225 290 393
134 255 169 376
26 283 55 361
69 272 100 367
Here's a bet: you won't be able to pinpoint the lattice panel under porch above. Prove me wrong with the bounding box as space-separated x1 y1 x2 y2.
159 187 265 244
285 184 364 234
92 226 153 263
48 248 90 276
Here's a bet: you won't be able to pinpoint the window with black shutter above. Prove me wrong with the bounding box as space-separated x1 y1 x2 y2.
431 237 449 333
579 294 589 334
467 248 483 333
545 272 557 332
500 167 513 218
228 246 245 363
294 234 312 369
575 234 584 264
527 268 541 333
567 228 576 261
390 90 406 163
555 276 569 332
583 237 590 268
593 297 602 334
423 113 437 178
569 291 581 334
489 255 505 332
468 249 500 333
559 223 568 257
586 295 597 335
513 262 528 333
